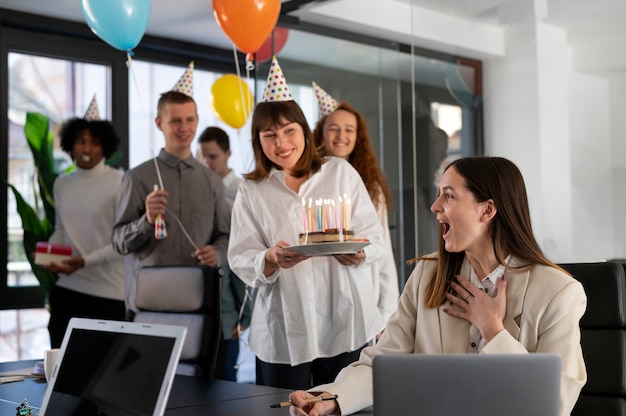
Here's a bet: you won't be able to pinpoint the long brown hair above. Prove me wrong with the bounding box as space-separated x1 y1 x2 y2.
420 156 569 308
245 101 323 181
313 101 392 211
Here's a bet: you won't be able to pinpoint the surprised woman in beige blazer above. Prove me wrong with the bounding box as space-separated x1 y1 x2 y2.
289 156 587 416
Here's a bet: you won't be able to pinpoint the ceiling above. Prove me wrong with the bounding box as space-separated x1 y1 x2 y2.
0 0 624 77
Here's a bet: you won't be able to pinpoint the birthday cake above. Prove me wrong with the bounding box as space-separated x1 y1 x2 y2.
298 228 354 245
300 195 353 245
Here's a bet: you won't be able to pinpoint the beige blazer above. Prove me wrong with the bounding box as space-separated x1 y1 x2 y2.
315 255 587 416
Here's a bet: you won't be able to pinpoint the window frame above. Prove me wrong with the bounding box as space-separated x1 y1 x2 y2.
0 7 484 309
0 17 129 309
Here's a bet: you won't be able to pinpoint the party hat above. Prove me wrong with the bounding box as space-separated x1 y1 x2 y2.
83 94 100 121
262 56 293 102
171 61 194 97
312 81 338 115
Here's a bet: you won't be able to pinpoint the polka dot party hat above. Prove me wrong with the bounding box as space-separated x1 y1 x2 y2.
262 56 293 102
83 94 100 121
171 61 194 97
312 81 338 115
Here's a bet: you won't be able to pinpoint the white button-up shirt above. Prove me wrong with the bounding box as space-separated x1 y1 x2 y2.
228 157 385 365
468 261 507 352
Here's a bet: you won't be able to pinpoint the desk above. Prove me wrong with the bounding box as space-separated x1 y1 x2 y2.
0 360 372 415
0 360 293 415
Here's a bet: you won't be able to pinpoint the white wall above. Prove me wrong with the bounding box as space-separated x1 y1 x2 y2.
301 0 626 262
484 18 623 262
609 74 626 258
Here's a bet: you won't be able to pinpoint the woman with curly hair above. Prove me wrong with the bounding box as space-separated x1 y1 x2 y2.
313 99 399 324
45 115 125 347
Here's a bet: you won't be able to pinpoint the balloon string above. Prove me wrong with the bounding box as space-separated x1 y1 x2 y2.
127 52 163 196
127 50 197 253
232 45 251 123
166 205 200 255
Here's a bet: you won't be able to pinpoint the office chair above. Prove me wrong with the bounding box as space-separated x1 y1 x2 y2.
559 261 626 415
132 265 222 378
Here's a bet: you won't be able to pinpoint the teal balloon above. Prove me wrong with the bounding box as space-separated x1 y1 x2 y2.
81 0 151 52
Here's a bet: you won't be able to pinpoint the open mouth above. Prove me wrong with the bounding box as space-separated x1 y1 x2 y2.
81 155 91 162
442 222 451 238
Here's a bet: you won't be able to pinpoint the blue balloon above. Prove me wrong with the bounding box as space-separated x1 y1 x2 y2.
81 0 151 52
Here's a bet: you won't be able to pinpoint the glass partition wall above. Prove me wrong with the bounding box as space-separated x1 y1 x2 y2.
258 30 482 287
0 11 481 360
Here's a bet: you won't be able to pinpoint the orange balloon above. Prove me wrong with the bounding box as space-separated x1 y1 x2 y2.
213 0 281 54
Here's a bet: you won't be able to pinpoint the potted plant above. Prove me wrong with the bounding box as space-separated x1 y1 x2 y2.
8 111 122 304
8 112 59 301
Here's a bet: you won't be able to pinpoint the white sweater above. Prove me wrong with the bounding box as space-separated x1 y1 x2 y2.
49 160 125 300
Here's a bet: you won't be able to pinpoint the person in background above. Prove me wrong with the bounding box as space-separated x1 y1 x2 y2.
197 126 252 382
289 156 587 416
45 97 125 347
228 57 386 390
312 83 399 326
112 64 231 318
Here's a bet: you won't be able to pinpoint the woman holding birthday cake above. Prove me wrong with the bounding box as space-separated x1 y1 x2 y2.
227 57 385 390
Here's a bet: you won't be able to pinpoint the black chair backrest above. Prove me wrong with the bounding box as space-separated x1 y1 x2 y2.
559 261 626 416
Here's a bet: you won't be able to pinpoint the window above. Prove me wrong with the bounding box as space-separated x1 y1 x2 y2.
0 10 483 359
1 25 127 360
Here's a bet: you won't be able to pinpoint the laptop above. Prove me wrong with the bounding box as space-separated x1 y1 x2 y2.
373 353 561 416
40 317 187 416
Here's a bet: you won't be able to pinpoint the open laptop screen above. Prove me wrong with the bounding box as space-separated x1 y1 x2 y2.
41 318 186 416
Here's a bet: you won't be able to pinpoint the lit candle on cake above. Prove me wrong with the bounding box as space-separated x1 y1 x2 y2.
316 199 323 231
338 195 344 229
309 198 314 232
345 194 351 230
302 198 307 233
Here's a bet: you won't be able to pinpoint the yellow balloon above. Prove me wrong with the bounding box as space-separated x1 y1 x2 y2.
211 74 254 129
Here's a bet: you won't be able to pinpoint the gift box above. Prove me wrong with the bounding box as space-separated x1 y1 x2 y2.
34 242 72 266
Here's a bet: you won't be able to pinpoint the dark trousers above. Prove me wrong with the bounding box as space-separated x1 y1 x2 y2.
48 285 126 348
215 337 240 382
255 345 366 390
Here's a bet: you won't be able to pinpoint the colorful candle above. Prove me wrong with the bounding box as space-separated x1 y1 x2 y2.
338 195 344 229
302 198 307 233
316 199 323 231
345 194 351 230
309 198 313 232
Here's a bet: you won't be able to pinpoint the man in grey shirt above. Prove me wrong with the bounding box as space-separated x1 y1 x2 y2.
112 91 230 317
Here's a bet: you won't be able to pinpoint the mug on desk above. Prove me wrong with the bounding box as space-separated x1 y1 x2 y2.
44 348 60 382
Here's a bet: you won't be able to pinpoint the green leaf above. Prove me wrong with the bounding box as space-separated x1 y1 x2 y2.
8 112 61 299
24 112 57 227
7 184 58 295
106 150 124 167
8 184 46 238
